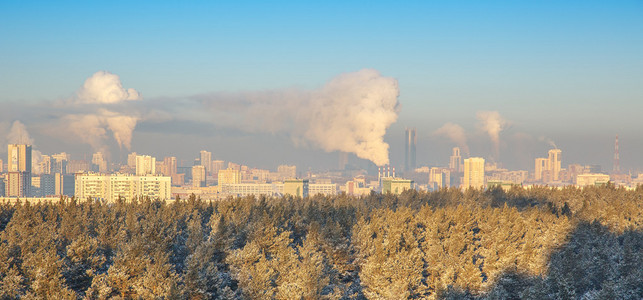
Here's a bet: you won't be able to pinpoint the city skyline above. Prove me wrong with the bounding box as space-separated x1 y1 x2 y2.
0 3 641 298
1 1 643 172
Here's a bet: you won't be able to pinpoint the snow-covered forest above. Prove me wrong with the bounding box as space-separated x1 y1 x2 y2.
0 185 641 299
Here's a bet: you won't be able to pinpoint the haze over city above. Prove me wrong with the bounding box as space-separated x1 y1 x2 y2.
2 2 643 299
1 1 642 173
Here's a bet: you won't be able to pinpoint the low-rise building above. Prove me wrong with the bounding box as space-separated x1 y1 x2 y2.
221 183 282 197
309 183 337 196
576 173 610 187
382 178 414 195
284 179 309 198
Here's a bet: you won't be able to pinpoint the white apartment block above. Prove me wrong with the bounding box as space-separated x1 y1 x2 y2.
76 173 171 202
219 182 337 198
309 183 338 196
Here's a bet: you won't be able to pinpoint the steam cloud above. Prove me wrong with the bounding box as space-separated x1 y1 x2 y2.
4 121 42 173
433 122 469 155
7 121 34 145
75 71 141 104
198 69 400 166
476 111 507 159
538 136 558 149
302 69 399 166
2 69 400 165
64 71 142 150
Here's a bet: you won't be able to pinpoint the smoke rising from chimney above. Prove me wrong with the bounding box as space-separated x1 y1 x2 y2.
476 110 507 159
302 69 399 166
7 121 34 145
2 70 400 165
538 136 558 149
63 71 141 150
198 69 400 166
75 71 141 104
433 122 469 156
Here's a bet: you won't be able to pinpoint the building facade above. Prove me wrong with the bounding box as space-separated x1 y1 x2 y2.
5 172 30 197
7 144 32 173
309 183 338 196
136 155 156 176
548 149 562 181
192 165 206 187
449 147 463 173
284 179 309 198
75 173 171 202
463 157 485 189
200 150 212 175
382 178 414 195
218 168 241 185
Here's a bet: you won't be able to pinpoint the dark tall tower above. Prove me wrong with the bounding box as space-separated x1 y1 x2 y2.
405 128 416 172
613 134 620 174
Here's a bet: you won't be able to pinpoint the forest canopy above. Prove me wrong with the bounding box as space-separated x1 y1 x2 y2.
0 185 641 299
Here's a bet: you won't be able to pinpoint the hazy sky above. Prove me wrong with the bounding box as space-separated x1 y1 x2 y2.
1 1 642 172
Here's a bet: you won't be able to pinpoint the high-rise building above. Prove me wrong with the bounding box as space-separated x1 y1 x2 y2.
429 167 451 191
0 159 4 173
136 155 156 176
5 172 30 197
92 152 108 173
548 149 562 181
127 152 138 168
7 144 32 196
405 128 417 172
39 155 51 175
534 158 549 181
534 148 562 182
463 157 485 189
613 135 620 174
51 153 69 174
449 147 463 172
212 160 225 177
7 144 32 173
218 168 241 185
162 157 177 177
200 150 212 175
192 165 206 187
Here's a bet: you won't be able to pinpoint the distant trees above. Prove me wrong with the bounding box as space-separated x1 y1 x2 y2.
0 185 640 299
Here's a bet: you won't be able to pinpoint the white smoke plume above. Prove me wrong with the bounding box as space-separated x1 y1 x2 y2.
75 71 141 104
7 121 35 145
476 110 507 159
105 113 138 150
433 122 469 155
303 70 399 166
538 136 558 149
32 150 43 174
199 69 400 166
64 113 108 151
63 71 141 150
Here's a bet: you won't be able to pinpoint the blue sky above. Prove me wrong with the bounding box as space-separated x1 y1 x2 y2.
1 1 642 171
